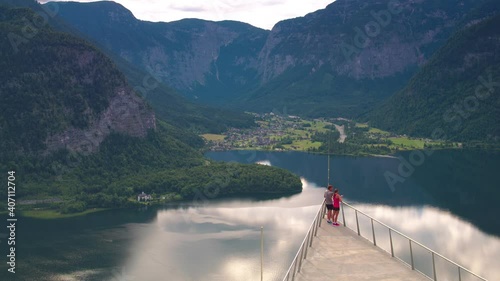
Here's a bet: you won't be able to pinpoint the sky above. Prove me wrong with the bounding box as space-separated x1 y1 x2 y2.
38 0 334 30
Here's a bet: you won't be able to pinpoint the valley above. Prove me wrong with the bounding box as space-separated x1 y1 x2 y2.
202 113 456 155
0 0 499 280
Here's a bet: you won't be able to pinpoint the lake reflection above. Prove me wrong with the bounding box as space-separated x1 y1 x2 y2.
206 150 500 280
3 150 499 281
109 197 499 281
346 204 499 280
103 180 325 281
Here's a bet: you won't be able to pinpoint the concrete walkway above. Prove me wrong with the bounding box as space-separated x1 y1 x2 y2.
294 221 429 281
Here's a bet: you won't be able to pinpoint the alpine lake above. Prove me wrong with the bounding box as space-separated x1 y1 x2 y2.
1 149 499 281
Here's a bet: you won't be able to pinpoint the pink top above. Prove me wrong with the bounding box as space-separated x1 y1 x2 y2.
333 194 341 208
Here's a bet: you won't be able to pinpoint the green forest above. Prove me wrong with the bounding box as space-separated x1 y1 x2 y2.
11 123 301 214
0 4 302 215
369 14 500 142
309 124 393 156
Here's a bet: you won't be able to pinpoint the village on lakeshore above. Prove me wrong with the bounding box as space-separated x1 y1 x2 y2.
202 113 460 155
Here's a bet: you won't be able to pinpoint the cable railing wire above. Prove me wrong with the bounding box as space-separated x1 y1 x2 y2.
282 200 325 281
281 200 488 281
340 202 487 281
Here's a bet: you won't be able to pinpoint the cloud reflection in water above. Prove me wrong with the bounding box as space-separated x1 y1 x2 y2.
112 178 498 281
352 204 499 280
256 160 272 166
121 179 324 281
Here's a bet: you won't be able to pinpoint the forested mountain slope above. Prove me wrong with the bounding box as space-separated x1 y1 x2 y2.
369 13 500 142
0 3 302 213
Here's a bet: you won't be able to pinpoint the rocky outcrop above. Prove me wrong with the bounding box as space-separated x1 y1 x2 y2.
53 1 269 102
147 21 240 87
237 0 493 117
257 0 481 81
53 0 494 116
0 3 159 158
45 89 156 154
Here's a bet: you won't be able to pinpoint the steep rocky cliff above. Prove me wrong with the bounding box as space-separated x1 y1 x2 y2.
0 5 155 158
244 0 489 117
53 0 496 118
53 1 269 103
45 88 156 154
257 0 478 81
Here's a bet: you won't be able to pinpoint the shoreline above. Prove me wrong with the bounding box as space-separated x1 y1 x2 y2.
19 208 110 219
205 147 469 158
15 190 303 220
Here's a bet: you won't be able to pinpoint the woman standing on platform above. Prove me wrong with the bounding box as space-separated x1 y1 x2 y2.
332 188 342 226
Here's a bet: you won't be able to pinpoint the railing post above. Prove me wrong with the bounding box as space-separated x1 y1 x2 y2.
297 236 309 272
355 210 360 236
341 202 346 227
304 232 310 259
389 229 394 257
432 252 437 281
458 266 461 281
371 218 376 246
297 250 303 273
319 204 325 227
409 240 415 270
310 223 315 247
261 226 264 281
314 211 320 237
292 248 299 280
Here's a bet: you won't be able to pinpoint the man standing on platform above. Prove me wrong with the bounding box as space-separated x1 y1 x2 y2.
324 185 334 223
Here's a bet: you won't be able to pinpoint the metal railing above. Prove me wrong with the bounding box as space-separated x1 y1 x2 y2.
282 201 326 281
341 202 488 281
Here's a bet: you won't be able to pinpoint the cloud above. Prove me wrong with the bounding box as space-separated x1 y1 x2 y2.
169 4 207 13
38 0 334 30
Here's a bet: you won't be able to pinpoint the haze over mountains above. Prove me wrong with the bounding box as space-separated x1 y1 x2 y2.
53 0 499 123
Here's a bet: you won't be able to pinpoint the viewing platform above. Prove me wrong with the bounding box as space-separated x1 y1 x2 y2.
294 222 427 281
282 202 488 281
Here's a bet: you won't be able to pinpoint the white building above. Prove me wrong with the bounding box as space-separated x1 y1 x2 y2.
137 191 152 202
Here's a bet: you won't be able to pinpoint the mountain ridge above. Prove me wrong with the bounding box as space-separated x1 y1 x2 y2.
52 0 494 119
51 0 270 103
242 0 490 117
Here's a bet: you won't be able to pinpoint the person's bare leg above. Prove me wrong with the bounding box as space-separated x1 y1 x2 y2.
327 209 332 221
333 211 339 223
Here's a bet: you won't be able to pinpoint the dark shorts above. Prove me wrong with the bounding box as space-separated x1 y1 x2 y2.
333 207 340 211
326 204 334 210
